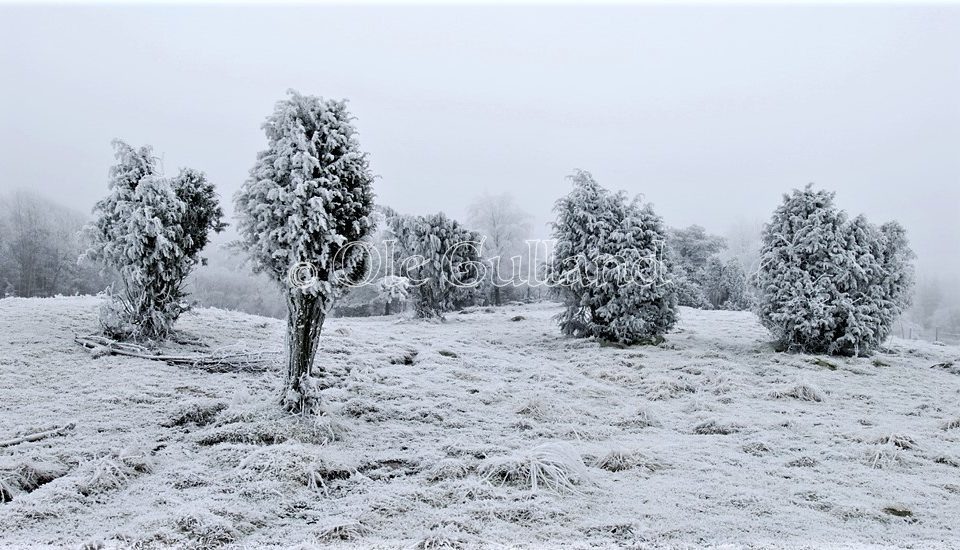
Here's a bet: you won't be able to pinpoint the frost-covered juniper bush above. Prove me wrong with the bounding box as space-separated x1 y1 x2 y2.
756 184 914 355
235 90 375 415
547 170 678 345
385 211 484 319
83 140 225 341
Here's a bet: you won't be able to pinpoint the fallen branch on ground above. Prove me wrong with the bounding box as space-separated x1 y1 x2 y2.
0 423 76 448
74 335 280 373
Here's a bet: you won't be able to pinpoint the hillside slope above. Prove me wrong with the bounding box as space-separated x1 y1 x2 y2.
1 296 959 548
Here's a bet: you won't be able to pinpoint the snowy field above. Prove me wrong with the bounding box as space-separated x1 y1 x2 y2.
1 296 959 549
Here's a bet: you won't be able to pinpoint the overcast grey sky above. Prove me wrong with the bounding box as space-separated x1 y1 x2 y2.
1 5 958 276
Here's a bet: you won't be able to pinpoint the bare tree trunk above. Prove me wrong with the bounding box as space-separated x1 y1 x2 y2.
494 286 501 306
384 300 391 316
281 292 325 415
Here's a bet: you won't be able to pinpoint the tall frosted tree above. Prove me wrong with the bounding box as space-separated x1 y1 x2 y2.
667 225 726 309
547 170 677 345
235 90 375 414
756 185 913 355
701 256 752 310
84 141 224 341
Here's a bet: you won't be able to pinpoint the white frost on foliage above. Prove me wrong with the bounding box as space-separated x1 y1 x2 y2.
83 141 224 340
234 89 375 307
756 184 914 355
548 170 678 344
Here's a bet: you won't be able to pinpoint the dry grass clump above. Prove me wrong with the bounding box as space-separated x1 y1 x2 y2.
872 433 918 450
591 450 663 473
216 389 260 423
415 532 466 549
0 458 69 502
196 414 345 447
359 457 421 481
162 399 227 427
234 443 352 491
174 510 239 548
692 420 740 435
389 348 419 365
644 377 697 400
480 442 589 494
742 442 772 456
314 520 369 542
584 523 638 542
786 456 819 468
516 397 553 421
195 423 287 446
341 398 390 422
942 418 960 431
770 381 826 402
76 447 153 496
425 458 472 482
933 455 960 468
865 442 913 469
595 367 642 385
615 407 661 429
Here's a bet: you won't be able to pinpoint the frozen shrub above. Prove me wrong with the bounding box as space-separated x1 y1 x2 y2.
386 212 484 318
701 257 754 311
235 90 376 414
84 141 225 341
756 185 913 355
547 170 677 345
666 224 726 309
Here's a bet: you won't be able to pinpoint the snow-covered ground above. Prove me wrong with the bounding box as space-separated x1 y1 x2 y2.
1 296 959 549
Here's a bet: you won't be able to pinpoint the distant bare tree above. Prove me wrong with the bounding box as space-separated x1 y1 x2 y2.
0 190 104 298
467 193 532 305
